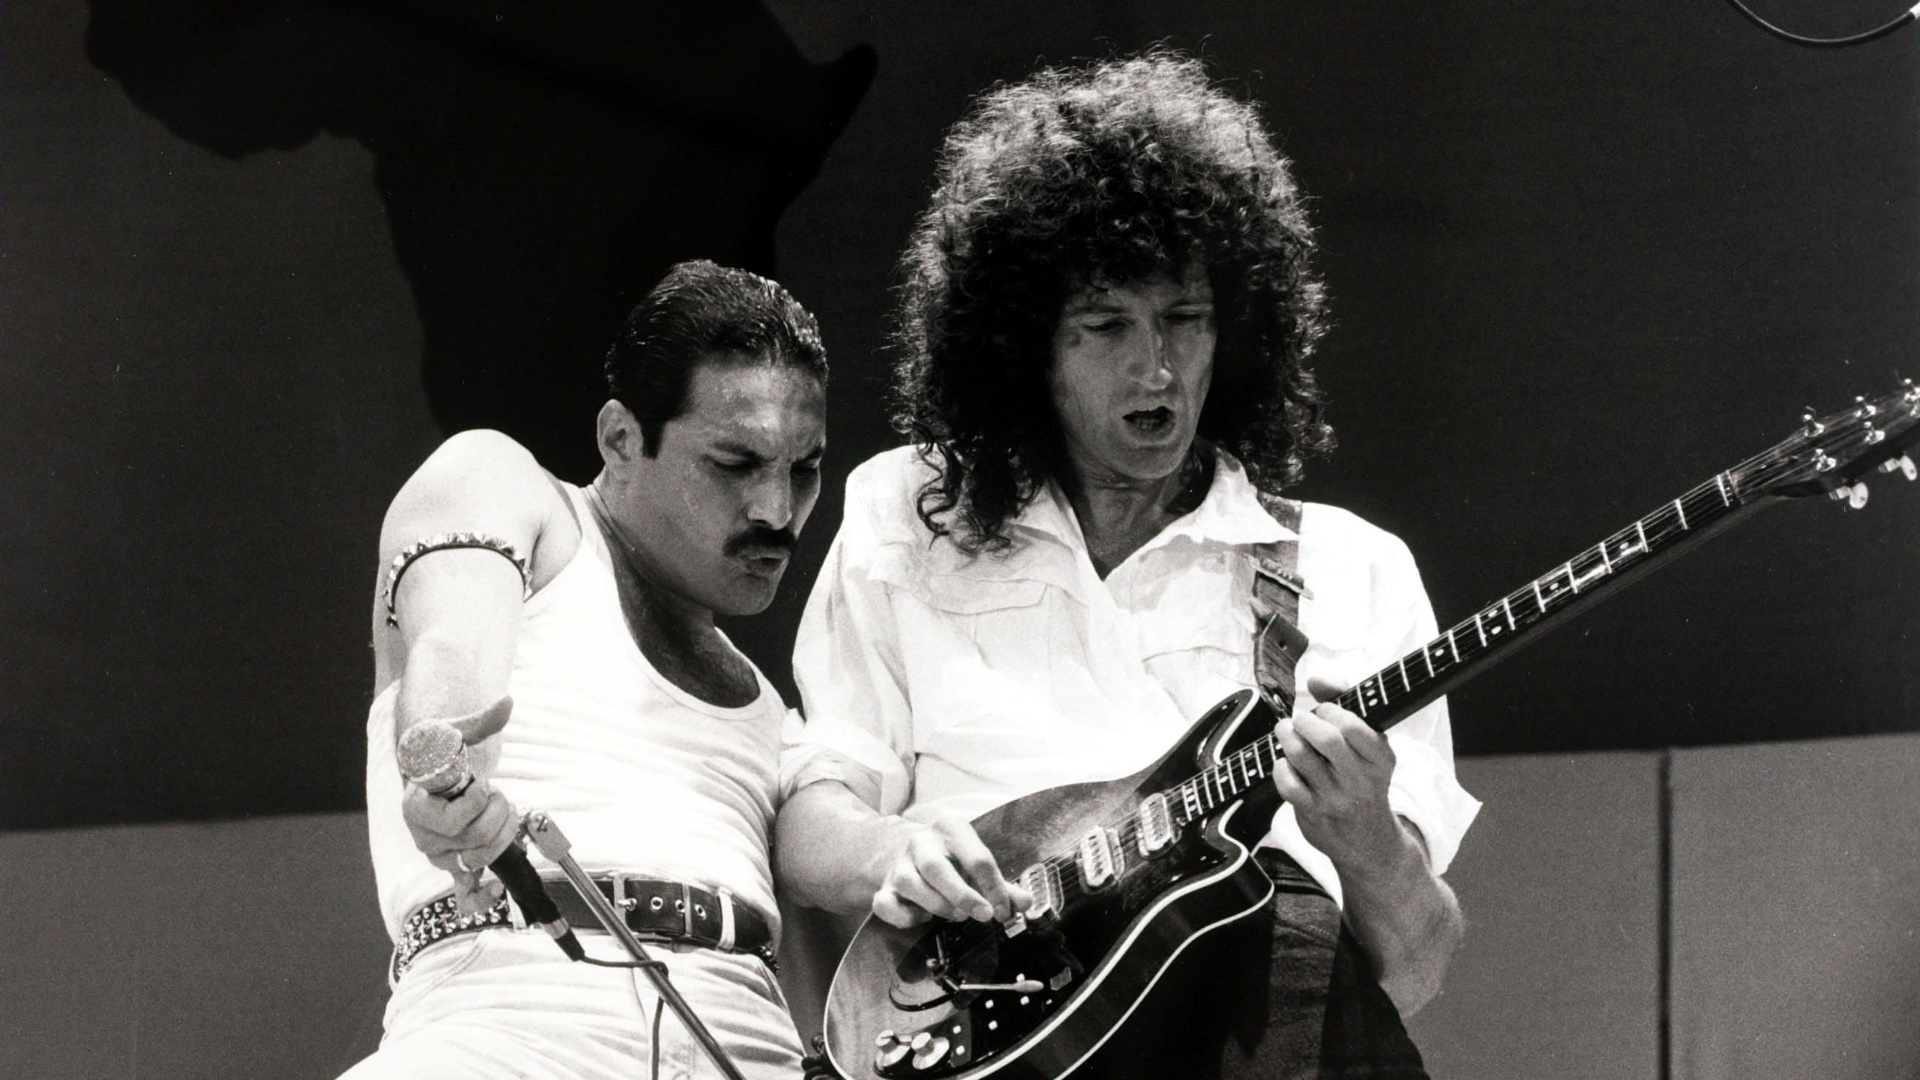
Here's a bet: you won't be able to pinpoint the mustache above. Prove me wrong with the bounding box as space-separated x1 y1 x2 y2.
724 526 798 557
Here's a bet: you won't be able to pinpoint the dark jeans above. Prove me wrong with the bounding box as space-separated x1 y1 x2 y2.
1079 849 1429 1080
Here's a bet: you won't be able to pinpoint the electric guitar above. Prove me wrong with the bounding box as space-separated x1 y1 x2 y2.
820 383 1920 1080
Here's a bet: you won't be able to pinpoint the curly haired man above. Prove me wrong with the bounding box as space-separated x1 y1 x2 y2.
777 54 1479 1078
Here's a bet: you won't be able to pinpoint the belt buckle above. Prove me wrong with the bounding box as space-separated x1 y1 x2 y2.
679 881 695 939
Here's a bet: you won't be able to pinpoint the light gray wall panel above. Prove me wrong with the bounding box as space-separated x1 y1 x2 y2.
1671 734 1920 1080
1410 752 1662 1080
0 814 389 1079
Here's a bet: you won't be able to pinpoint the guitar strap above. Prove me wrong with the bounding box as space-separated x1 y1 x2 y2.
1251 494 1310 715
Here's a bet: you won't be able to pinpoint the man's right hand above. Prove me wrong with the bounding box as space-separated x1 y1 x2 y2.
872 817 1033 928
401 759 520 912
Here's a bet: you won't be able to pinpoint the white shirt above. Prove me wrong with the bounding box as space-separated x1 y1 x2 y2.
366 483 790 942
781 446 1481 905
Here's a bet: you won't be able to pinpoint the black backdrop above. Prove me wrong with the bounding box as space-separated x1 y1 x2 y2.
3 1 1916 830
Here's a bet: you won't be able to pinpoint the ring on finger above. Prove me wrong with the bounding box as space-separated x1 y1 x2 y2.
456 852 474 874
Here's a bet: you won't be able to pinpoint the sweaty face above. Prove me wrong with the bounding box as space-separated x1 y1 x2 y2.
612 358 826 617
1047 266 1217 489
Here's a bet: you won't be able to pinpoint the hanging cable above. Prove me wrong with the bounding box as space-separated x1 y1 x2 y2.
1723 0 1920 47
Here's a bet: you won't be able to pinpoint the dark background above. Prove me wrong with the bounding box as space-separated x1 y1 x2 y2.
3 0 1916 830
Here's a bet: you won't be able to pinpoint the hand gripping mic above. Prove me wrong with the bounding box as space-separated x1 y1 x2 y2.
397 716 585 962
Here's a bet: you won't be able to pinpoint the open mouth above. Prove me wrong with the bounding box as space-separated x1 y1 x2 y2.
1124 406 1175 435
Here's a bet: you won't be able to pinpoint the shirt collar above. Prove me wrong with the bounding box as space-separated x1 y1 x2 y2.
1007 446 1298 558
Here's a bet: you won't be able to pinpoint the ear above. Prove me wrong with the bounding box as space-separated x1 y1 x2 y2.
596 399 642 471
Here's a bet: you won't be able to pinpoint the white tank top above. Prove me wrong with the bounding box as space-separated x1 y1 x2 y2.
364 483 789 943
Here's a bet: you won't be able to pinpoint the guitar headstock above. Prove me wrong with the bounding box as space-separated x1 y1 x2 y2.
1732 380 1920 506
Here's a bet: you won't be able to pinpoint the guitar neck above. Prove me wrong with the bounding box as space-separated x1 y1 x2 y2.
1172 463 1774 825
1338 468 1766 734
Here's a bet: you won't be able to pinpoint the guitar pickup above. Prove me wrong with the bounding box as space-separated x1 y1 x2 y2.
1078 828 1120 888
1136 793 1174 855
1020 864 1059 921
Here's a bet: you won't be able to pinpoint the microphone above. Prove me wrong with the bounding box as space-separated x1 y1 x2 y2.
397 717 585 962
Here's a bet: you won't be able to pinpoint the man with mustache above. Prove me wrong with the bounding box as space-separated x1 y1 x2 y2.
342 260 825 1079
776 55 1479 1077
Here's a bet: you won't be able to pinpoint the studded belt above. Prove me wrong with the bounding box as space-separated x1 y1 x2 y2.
391 875 776 979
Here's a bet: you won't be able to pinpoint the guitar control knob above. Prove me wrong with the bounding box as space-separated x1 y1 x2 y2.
875 1033 911 1071
910 1036 950 1071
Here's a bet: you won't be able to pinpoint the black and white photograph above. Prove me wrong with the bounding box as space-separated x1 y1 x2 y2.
3 3 1917 1078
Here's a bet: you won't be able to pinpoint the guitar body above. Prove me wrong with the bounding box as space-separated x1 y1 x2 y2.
823 689 1281 1080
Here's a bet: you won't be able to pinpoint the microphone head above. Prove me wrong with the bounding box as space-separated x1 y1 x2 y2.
396 720 470 795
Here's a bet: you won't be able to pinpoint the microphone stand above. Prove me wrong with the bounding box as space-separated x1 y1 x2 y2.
521 810 749 1080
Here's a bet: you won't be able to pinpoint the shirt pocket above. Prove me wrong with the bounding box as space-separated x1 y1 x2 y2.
913 574 1058 747
921 573 1049 619
1130 551 1260 715
1132 550 1254 660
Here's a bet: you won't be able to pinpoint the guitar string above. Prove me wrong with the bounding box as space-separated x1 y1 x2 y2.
1024 416 1908 907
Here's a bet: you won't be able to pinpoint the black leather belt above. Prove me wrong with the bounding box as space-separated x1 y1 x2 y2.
547 875 775 966
391 875 775 980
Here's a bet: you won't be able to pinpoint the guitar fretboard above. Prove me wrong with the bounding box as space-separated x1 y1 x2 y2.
1168 469 1751 825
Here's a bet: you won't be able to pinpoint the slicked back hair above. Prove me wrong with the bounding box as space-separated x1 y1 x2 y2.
606 259 827 456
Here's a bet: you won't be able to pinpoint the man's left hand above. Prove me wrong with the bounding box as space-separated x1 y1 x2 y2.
1270 678 1401 865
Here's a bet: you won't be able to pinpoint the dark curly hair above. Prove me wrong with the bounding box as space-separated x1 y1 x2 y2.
892 51 1334 552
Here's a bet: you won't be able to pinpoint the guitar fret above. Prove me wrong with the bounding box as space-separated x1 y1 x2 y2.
1422 643 1436 678
1501 596 1517 631
1634 520 1649 554
1714 472 1732 506
1473 612 1487 647
1532 578 1548 612
1397 656 1414 695
1673 498 1689 530
1571 553 1609 591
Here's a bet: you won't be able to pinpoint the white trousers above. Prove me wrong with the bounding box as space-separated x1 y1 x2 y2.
338 928 805 1080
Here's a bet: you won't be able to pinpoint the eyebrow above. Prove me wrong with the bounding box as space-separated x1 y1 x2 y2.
712 440 826 462
711 440 770 460
1063 295 1126 316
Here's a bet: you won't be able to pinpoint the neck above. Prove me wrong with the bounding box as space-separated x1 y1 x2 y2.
1058 448 1207 577
584 478 715 646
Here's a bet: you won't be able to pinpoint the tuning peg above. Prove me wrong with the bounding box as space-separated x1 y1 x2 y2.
1829 482 1870 509
1879 454 1918 480
1802 409 1826 435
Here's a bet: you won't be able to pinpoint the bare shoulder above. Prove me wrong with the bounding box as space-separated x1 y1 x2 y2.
377 430 579 583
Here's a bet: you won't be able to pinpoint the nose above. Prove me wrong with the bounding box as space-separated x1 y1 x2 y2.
1134 325 1175 391
746 473 794 531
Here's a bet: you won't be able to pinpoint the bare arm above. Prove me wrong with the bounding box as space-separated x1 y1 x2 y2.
776 780 1030 927
1272 678 1464 1016
372 431 575 893
1329 811 1462 1015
